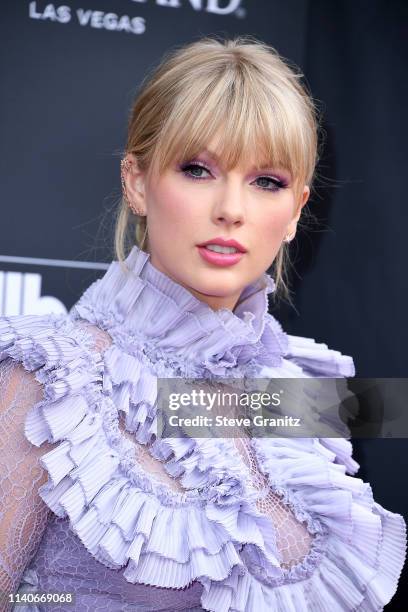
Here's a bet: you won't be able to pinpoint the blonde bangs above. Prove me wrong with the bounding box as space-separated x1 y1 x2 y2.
150 62 308 191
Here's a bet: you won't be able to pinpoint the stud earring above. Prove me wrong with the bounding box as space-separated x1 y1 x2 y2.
120 158 146 216
284 232 295 243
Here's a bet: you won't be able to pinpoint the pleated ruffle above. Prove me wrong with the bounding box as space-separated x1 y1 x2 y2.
200 436 407 611
1 244 405 611
0 314 319 597
71 245 285 377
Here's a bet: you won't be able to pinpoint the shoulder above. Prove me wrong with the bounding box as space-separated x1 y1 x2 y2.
263 314 355 378
0 312 99 364
283 332 356 377
0 312 109 443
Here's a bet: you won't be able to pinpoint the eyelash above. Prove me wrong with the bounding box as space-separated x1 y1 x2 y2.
180 162 287 192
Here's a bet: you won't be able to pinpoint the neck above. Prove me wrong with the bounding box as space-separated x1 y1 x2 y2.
149 252 243 312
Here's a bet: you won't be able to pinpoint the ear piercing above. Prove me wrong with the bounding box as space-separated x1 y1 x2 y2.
120 158 146 216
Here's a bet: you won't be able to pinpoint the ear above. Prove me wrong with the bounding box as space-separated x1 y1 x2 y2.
122 153 147 215
285 185 310 238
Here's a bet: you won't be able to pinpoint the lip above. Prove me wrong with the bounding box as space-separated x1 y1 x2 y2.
197 246 244 267
197 242 244 267
197 237 247 253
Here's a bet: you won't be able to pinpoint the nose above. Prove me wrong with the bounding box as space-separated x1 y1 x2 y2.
211 177 246 227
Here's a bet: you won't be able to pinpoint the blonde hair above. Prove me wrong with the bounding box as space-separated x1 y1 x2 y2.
114 35 320 303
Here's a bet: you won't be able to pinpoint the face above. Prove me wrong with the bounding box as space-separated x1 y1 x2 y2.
124 140 310 311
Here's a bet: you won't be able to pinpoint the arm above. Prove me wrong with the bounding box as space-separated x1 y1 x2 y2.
0 359 54 612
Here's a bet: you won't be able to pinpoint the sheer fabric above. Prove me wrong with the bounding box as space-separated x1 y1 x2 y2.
0 319 313 611
0 358 53 610
233 438 313 570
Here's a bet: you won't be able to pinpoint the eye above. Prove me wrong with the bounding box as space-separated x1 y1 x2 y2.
180 162 212 180
253 176 287 192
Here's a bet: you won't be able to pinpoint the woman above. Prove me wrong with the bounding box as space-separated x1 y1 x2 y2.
0 36 405 611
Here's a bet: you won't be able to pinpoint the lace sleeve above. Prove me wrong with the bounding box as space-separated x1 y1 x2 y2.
0 358 55 611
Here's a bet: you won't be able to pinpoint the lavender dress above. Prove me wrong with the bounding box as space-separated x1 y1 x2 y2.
0 245 405 611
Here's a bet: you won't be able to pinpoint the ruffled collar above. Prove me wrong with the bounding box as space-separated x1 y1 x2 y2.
72 244 289 376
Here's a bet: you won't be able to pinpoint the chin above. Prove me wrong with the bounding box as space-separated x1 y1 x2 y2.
190 281 242 299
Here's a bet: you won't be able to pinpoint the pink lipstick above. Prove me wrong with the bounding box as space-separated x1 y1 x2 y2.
196 237 247 267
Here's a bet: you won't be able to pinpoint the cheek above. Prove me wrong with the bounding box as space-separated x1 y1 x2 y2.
258 210 291 239
150 181 196 222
